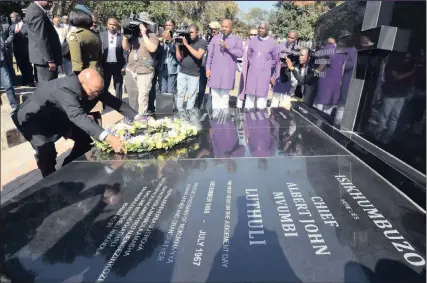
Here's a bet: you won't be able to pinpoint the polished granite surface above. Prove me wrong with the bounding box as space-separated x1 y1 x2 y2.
1 108 425 283
78 108 347 161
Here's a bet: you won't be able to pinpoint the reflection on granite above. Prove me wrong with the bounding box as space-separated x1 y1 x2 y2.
1 157 425 283
78 108 347 162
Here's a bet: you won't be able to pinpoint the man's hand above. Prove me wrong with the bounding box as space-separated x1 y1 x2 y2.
285 57 294 70
106 135 125 153
48 62 57 72
270 76 275 85
139 24 147 35
206 70 211 78
181 36 188 47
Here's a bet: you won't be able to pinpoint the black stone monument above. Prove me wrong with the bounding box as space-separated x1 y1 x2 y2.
1 108 425 283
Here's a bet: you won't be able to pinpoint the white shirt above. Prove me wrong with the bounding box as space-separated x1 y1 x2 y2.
106 32 117 63
15 21 23 33
54 25 66 44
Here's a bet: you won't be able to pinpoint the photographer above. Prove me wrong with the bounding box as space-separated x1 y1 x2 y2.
156 20 179 95
122 12 159 114
175 24 207 112
270 51 298 107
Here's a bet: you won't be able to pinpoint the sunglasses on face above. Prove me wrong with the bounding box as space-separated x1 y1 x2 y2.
250 34 257 36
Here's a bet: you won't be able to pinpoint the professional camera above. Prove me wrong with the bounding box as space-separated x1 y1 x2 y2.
281 42 301 65
173 24 190 44
279 51 292 83
121 13 156 38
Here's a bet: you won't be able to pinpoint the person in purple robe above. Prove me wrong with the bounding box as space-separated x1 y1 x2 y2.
239 22 278 109
335 46 357 126
237 28 257 108
206 19 243 109
209 109 245 158
244 109 279 158
313 43 347 114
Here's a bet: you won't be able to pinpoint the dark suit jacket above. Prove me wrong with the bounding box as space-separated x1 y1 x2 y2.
100 31 126 68
11 22 29 55
292 66 318 106
1 23 13 51
14 75 137 146
24 2 62 65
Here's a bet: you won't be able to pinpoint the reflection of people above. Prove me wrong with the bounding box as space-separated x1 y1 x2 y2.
209 109 245 158
375 52 418 144
244 109 279 157
335 46 357 126
12 68 137 177
313 42 347 114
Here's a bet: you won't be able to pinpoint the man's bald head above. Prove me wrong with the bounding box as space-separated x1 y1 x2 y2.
288 31 298 43
107 17 118 34
79 68 104 100
258 21 269 38
221 19 233 35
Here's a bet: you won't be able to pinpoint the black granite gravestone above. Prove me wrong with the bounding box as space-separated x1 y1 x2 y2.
1 108 425 283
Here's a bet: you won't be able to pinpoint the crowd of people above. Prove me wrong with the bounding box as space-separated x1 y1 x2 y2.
0 1 425 177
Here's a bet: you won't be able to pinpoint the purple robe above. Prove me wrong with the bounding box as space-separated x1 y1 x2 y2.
245 37 278 98
314 43 347 105
210 120 245 158
338 47 357 105
244 111 278 157
238 41 249 100
206 33 243 90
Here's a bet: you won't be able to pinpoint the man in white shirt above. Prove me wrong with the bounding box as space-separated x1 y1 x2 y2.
52 16 72 76
100 18 126 99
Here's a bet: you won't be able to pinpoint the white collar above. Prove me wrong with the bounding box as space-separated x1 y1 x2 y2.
108 31 117 37
258 35 268 41
34 2 47 14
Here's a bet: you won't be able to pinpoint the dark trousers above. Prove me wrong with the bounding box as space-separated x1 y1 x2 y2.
34 64 58 85
0 60 19 109
14 50 34 86
103 62 123 100
12 111 93 178
148 69 159 112
5 49 16 83
198 66 208 108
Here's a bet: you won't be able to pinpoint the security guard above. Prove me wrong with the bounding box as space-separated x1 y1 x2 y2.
68 27 103 74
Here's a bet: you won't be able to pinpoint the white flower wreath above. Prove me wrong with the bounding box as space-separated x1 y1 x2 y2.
92 116 200 153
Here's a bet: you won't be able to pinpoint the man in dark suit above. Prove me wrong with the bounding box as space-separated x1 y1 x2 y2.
100 17 126 100
24 1 62 84
286 47 318 106
10 12 35 87
1 15 16 82
12 68 138 178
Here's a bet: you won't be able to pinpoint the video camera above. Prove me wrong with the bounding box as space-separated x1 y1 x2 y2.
173 24 190 44
280 42 301 65
121 14 156 38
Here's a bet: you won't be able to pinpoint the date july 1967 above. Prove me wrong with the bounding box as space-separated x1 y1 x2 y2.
193 230 206 266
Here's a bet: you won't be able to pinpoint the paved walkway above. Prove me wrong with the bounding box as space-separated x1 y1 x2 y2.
1 86 125 203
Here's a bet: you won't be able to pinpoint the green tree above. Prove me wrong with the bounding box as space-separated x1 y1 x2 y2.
242 7 269 27
270 1 344 40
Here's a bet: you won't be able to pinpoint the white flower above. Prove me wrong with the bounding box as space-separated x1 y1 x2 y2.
128 135 146 144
